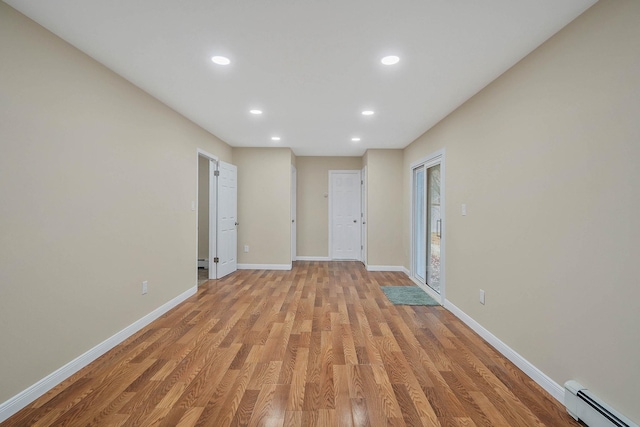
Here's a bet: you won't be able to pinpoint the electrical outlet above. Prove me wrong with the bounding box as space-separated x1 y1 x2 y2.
479 289 485 305
244 245 249 253
142 281 148 295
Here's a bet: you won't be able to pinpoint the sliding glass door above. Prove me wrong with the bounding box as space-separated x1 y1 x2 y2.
412 152 444 296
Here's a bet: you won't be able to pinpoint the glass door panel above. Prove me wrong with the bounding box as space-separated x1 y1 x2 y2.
426 164 441 293
413 167 426 282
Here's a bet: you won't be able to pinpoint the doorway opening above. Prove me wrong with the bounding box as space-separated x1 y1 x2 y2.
196 150 238 283
197 150 217 284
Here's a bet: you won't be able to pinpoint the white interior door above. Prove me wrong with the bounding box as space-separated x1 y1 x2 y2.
291 165 297 262
216 161 237 278
330 170 361 260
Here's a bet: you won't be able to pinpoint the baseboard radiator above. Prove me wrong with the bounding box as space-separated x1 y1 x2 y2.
198 259 208 268
565 381 637 427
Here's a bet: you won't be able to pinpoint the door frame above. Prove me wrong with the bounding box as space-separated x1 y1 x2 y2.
361 165 367 265
197 148 218 281
291 165 297 262
328 169 362 261
410 149 446 303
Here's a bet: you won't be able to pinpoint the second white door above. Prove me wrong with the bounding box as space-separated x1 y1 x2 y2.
216 161 237 278
330 170 361 260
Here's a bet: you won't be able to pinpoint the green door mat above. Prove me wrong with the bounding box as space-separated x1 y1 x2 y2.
380 286 440 306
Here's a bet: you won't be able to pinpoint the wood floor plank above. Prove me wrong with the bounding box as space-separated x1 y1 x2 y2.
175 407 204 427
230 389 260 427
2 262 580 427
333 365 354 427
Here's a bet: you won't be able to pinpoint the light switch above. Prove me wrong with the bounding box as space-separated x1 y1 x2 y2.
462 203 467 216
191 201 196 211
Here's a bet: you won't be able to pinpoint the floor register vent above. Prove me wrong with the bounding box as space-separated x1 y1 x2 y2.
565 381 637 427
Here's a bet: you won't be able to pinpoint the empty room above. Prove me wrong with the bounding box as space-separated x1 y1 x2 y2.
1 0 638 426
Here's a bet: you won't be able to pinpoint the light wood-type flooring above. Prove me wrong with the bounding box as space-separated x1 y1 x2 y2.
3 262 579 426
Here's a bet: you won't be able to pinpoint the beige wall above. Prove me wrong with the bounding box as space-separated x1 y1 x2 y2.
232 147 292 265
365 150 404 267
197 156 210 260
403 0 640 422
0 4 232 404
296 157 362 258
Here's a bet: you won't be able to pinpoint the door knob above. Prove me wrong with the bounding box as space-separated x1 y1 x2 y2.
292 219 295 223
353 220 357 223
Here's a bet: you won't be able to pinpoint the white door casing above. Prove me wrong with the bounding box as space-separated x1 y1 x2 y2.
216 161 238 278
361 166 367 265
291 165 297 262
208 157 217 279
329 170 361 260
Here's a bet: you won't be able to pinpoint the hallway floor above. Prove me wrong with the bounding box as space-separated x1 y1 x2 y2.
3 262 578 426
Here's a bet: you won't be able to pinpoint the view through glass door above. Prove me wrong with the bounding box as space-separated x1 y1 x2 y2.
413 160 442 294
426 164 441 293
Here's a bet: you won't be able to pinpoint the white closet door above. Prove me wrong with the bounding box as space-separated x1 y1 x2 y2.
330 170 361 260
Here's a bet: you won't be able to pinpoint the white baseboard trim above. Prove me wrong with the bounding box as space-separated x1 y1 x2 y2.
366 265 405 272
294 256 331 261
444 300 564 403
402 266 410 276
0 285 197 423
237 263 292 271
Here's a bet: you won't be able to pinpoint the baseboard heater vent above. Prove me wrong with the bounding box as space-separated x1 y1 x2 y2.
198 259 208 268
564 381 637 427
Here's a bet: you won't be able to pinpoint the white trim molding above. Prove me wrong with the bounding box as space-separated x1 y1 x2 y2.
0 286 197 423
444 300 565 403
294 256 331 261
237 263 292 271
366 265 406 272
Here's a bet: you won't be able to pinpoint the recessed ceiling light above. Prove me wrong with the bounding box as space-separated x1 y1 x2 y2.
249 109 263 115
351 137 361 142
211 56 231 65
362 110 375 116
381 55 400 65
271 136 281 141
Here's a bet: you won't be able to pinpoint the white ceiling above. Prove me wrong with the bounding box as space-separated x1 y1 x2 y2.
4 0 596 156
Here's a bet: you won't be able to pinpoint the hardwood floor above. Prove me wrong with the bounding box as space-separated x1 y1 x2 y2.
3 262 579 426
